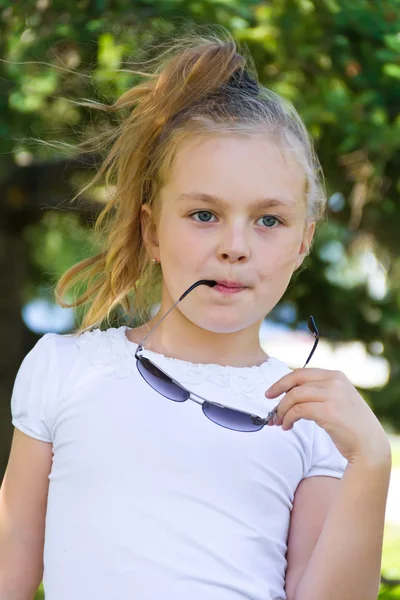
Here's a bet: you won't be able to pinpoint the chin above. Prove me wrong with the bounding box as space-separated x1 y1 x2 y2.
189 313 255 335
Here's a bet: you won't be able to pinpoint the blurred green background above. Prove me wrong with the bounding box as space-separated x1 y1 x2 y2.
1 0 400 597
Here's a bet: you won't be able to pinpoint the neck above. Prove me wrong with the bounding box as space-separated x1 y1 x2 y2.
139 306 268 368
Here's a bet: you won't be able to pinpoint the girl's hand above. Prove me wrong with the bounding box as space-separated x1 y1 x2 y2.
265 368 391 466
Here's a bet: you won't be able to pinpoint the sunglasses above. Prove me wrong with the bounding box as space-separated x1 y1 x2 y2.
135 280 319 432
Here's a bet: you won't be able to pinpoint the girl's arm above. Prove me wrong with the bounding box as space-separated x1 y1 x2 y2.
288 454 391 600
266 368 392 600
0 428 52 600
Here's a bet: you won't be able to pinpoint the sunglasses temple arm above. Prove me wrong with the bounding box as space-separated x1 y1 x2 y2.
137 296 183 349
266 321 319 424
303 336 319 368
137 280 214 350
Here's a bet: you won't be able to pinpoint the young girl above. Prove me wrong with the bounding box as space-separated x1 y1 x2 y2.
2 30 391 600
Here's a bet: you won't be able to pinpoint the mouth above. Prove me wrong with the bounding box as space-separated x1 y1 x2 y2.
215 280 247 289
213 280 248 294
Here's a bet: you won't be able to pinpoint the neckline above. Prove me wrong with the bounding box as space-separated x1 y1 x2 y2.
123 326 277 371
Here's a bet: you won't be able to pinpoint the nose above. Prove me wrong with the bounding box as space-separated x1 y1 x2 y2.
217 223 251 264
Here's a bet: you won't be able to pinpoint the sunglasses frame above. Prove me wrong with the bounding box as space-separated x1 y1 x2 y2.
134 280 320 431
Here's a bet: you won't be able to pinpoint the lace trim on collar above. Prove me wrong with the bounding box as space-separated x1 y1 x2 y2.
76 326 289 398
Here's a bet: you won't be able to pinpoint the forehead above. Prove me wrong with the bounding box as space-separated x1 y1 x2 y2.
161 134 306 207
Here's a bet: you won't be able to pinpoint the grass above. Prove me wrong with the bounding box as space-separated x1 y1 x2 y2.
380 437 400 596
391 444 400 471
382 524 400 574
379 588 400 599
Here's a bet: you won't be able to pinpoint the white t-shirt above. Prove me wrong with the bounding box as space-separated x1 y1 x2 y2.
10 326 348 600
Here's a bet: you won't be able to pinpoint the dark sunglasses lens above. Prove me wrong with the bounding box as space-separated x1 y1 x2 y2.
137 357 189 402
202 402 263 432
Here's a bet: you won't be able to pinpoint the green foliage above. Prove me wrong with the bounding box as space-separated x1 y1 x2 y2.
1 0 400 427
379 587 400 599
21 212 101 332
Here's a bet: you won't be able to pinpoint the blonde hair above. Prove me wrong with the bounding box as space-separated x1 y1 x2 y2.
55 27 326 335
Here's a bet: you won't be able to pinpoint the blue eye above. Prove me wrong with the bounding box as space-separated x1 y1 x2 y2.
257 215 280 228
190 211 216 223
189 211 281 227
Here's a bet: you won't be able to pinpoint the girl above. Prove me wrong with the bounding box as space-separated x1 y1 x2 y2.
2 29 391 600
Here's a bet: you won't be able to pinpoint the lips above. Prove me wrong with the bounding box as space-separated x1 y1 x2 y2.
215 280 246 289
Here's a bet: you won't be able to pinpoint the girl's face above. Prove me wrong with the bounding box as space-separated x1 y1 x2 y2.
142 134 315 334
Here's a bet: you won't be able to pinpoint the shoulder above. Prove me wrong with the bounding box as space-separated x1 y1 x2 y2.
24 326 133 379
68 325 136 378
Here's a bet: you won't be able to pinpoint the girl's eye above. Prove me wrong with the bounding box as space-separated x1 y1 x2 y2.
257 215 281 228
189 211 281 228
190 210 216 223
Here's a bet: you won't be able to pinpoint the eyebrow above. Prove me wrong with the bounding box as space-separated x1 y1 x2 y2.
178 192 296 211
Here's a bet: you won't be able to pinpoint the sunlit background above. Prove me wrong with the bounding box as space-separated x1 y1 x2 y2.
2 1 400 597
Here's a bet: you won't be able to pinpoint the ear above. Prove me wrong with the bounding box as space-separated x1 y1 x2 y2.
141 203 160 261
294 221 316 271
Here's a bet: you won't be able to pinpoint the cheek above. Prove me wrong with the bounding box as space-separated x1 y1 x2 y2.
261 234 302 272
158 220 199 272
160 218 208 263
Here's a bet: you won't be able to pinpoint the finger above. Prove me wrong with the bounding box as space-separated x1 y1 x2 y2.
280 401 324 431
265 368 342 399
273 385 324 426
266 382 327 425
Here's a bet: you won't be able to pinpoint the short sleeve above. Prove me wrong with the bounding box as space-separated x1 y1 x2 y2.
11 333 59 443
304 422 348 479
